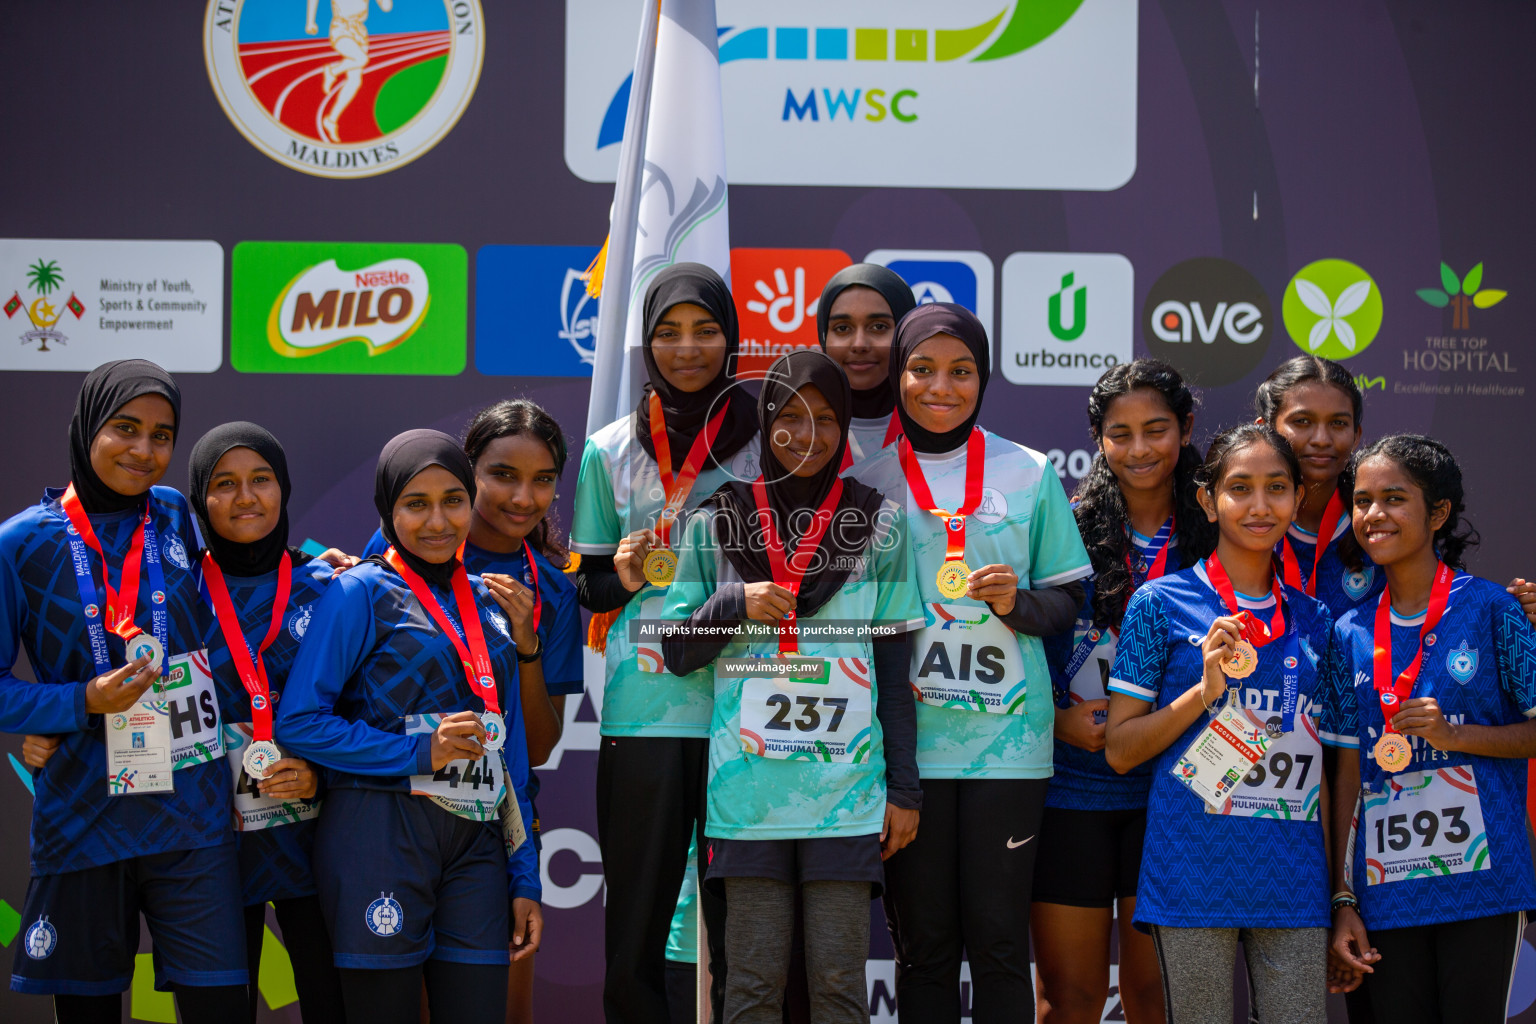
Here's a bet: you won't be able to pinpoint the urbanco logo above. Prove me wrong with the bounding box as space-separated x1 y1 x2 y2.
204 0 483 178
565 0 1137 190
1281 259 1382 360
1415 261 1506 330
231 241 466 375
1001 252 1133 387
1143 259 1271 387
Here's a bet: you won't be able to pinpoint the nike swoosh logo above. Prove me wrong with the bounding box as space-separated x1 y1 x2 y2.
1006 836 1034 849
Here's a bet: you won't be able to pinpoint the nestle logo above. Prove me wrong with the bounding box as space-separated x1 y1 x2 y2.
355 270 410 288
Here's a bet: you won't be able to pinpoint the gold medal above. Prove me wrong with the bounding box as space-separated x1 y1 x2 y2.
1374 732 1413 772
1220 639 1258 679
936 560 970 600
643 549 677 587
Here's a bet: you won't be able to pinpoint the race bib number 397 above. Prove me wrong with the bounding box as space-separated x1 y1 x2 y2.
1363 767 1490 885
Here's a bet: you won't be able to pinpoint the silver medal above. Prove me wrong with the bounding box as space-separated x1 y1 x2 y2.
243 739 282 780
481 712 506 752
128 633 164 673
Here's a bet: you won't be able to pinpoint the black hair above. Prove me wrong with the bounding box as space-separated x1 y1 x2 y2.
1253 355 1364 428
1194 424 1302 552
1071 360 1213 628
1337 434 1479 571
462 399 572 569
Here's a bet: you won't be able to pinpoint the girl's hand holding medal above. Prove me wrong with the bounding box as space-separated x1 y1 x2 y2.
1199 614 1248 708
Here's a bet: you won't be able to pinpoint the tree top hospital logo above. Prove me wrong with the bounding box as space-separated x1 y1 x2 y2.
204 0 484 179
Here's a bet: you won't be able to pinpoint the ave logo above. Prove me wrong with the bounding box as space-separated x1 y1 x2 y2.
730 248 851 379
1144 259 1271 387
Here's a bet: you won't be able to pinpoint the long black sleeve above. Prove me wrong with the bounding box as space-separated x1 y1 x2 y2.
874 633 921 810
573 553 639 614
995 579 1085 638
661 582 747 677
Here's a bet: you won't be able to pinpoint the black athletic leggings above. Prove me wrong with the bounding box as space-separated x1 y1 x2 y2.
55 985 249 1024
243 896 346 1023
338 960 506 1024
1363 911 1526 1023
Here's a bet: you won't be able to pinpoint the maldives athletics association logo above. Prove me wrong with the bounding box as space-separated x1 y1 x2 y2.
204 0 484 179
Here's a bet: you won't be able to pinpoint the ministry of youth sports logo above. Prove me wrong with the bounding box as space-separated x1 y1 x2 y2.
366 892 404 936
204 0 484 179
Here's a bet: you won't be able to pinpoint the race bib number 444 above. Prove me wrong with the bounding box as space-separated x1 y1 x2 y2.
1363 767 1490 885
734 657 873 763
405 713 507 822
911 604 1027 715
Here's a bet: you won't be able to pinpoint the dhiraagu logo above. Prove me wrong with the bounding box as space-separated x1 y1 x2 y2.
232 241 466 375
1282 259 1383 360
565 0 1137 190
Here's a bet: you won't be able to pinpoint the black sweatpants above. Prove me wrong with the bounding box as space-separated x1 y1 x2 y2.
243 896 346 1023
597 735 726 1024
1363 911 1526 1023
882 777 1048 1024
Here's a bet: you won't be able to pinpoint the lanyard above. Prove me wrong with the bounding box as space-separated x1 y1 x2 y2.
751 477 843 655
838 411 903 472
1064 518 1177 682
385 547 500 716
1373 563 1453 734
202 552 292 742
1205 552 1301 732
520 540 543 633
650 392 729 549
1279 491 1346 598
55 485 169 676
898 428 985 565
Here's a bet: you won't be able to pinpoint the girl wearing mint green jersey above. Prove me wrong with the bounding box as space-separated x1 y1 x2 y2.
846 304 1092 1024
660 348 923 1023
569 263 758 1023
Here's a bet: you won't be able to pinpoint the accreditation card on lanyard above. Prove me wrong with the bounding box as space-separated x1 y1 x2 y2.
643 393 729 587
734 479 873 762
899 428 985 600
56 484 177 795
1061 517 1174 713
386 548 527 852
204 551 292 784
1280 492 1346 598
1170 556 1299 811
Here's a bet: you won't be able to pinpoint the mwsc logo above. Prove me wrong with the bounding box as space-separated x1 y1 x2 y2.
205 0 483 178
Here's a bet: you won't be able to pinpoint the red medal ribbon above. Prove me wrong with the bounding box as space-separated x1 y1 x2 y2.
1128 516 1175 582
898 428 985 566
203 552 292 742
649 393 730 549
1372 562 1453 735
837 411 903 473
61 482 149 642
1280 491 1346 598
522 540 543 633
751 476 843 655
1204 552 1285 648
385 547 501 715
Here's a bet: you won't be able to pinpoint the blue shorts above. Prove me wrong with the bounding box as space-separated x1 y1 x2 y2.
313 787 509 969
10 843 247 996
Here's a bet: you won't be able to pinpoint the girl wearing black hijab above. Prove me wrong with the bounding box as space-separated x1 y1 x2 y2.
275 430 541 1024
0 360 248 1023
185 422 346 1023
816 263 917 468
660 348 923 1023
845 306 1094 1023
569 262 758 1021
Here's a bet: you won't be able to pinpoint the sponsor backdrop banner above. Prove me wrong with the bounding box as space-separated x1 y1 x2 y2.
2 2 1534 1022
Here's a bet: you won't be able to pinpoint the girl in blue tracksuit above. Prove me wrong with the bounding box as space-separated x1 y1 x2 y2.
276 429 540 1024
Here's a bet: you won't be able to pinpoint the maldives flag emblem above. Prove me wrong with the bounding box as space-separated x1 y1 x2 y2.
3 293 19 318
66 293 85 318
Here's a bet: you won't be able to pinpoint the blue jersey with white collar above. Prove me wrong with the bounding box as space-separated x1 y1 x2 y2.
275 560 540 903
1281 519 1384 618
1109 563 1334 928
1321 573 1536 929
202 555 333 905
0 486 231 876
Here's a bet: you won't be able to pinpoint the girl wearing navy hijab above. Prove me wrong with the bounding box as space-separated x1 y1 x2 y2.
816 263 916 467
845 306 1092 1023
0 360 248 1023
570 263 758 1021
276 430 541 1024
